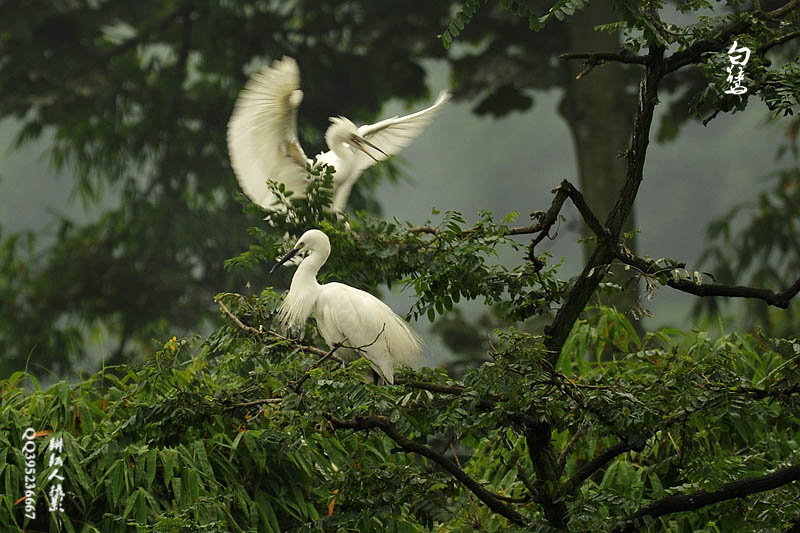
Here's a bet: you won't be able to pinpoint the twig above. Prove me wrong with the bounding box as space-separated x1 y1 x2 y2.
214 295 335 359
290 324 387 391
224 398 284 412
560 442 631 496
289 343 345 391
702 109 721 127
449 442 463 470
557 421 588 471
215 296 262 335
527 183 570 252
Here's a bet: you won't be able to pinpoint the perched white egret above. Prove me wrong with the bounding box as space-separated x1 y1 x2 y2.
228 56 451 213
271 229 422 384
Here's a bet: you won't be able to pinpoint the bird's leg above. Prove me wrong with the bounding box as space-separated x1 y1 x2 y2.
370 368 382 386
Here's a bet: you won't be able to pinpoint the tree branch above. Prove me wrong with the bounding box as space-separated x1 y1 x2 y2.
528 179 609 269
395 379 466 395
560 442 631 496
665 0 800 74
525 425 569 528
615 464 800 532
558 180 607 238
214 296 342 360
545 48 666 363
326 415 528 526
758 29 800 55
395 379 540 426
289 325 386 391
224 397 284 411
408 221 548 237
560 52 651 65
764 0 800 19
215 296 263 335
560 52 650 78
521 48 668 530
612 247 800 308
557 421 588 472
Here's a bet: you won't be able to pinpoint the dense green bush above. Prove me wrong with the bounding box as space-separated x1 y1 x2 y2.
3 288 799 531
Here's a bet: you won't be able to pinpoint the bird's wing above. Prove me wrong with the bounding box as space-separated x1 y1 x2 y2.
227 56 310 209
353 91 451 174
316 283 422 384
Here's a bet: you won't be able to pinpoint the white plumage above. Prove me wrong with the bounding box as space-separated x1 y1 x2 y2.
272 229 422 384
228 56 451 213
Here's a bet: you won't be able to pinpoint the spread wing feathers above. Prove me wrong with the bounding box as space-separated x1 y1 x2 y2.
353 91 452 174
316 283 423 385
227 56 310 208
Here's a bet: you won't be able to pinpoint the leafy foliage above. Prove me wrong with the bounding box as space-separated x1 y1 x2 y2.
3 302 799 531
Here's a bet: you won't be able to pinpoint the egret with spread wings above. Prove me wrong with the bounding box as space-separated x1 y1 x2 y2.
227 56 451 213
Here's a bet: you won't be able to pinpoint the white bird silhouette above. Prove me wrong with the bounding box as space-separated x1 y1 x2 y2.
228 56 451 213
271 229 422 384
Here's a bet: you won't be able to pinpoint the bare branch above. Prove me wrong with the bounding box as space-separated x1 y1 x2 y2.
327 415 529 526
558 180 607 238
527 184 570 251
215 296 263 335
612 247 800 308
560 52 650 78
615 464 800 532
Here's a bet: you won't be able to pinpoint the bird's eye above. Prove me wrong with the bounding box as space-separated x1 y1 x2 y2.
298 242 304 247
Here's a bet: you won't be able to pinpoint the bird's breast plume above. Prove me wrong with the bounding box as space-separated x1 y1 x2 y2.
276 285 317 332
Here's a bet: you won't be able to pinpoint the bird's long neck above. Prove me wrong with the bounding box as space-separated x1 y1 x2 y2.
291 250 326 292
323 121 357 178
278 249 328 327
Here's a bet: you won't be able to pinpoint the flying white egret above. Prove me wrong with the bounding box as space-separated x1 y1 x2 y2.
271 229 422 384
228 56 451 213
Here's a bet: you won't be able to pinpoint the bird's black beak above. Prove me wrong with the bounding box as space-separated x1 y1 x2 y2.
270 248 300 274
352 135 388 163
